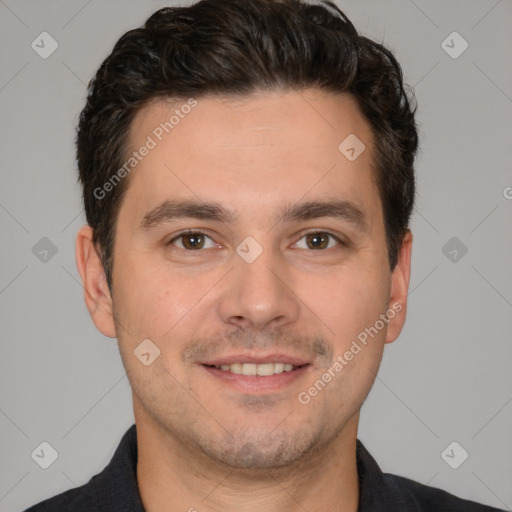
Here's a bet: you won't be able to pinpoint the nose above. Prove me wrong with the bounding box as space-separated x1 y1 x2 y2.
217 244 301 331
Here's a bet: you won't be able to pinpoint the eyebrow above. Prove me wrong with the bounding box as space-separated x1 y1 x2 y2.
138 198 369 233
139 200 234 229
280 199 368 232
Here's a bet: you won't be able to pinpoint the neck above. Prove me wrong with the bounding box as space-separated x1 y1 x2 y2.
135 406 360 512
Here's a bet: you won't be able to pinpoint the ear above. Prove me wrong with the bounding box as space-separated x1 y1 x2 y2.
75 225 116 338
385 230 413 344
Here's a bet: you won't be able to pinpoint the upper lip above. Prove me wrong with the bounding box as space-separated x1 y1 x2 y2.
200 353 311 366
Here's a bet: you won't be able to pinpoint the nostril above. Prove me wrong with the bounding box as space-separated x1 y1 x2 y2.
227 315 252 327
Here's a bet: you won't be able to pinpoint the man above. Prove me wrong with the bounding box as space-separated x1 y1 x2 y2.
26 0 505 510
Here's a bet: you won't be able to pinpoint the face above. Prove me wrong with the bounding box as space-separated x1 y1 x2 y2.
78 89 411 470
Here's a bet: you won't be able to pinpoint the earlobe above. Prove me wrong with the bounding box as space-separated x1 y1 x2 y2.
385 230 413 344
75 225 117 338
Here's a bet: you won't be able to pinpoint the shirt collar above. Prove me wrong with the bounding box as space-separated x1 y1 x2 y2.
90 424 422 512
356 440 422 511
91 424 145 512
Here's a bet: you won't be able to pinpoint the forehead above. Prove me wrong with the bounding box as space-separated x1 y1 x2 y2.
129 89 373 154
120 89 380 229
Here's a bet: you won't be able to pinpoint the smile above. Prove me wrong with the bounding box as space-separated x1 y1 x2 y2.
206 362 302 376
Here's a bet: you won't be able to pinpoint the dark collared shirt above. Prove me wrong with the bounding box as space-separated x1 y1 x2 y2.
25 424 505 511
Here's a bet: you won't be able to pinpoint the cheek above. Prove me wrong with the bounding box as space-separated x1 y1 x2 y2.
305 262 390 345
112 249 175 327
111 268 195 404
302 267 388 417
112 256 224 363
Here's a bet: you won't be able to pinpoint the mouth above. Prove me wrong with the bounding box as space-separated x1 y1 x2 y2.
203 362 304 376
199 355 311 392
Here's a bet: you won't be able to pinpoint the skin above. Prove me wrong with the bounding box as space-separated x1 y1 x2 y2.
76 89 412 512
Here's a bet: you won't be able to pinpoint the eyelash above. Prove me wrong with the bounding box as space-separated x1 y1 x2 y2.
166 229 345 251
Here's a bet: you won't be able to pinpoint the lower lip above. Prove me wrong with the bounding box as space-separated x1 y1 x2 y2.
201 365 310 392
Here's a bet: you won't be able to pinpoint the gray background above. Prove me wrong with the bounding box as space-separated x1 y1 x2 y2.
1 0 511 510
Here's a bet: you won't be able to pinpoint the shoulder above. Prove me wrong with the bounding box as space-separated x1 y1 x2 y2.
385 472 505 512
23 479 95 512
23 424 142 512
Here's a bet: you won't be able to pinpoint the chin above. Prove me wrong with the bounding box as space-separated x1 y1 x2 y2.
191 419 336 471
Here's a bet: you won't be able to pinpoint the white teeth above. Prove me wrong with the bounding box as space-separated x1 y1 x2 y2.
243 363 257 376
256 363 274 376
273 363 284 374
230 363 243 374
214 362 299 375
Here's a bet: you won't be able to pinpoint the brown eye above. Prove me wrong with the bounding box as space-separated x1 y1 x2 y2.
294 231 341 250
181 233 204 249
306 232 330 249
169 232 217 250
